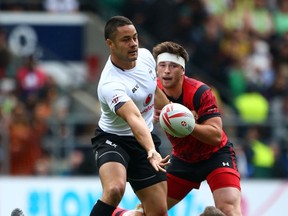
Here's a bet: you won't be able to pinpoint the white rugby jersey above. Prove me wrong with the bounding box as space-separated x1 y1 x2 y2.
97 48 157 136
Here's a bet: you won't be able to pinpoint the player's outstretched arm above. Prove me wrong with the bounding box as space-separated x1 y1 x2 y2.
116 100 169 171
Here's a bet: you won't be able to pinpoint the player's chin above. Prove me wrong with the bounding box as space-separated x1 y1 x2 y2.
160 78 172 86
128 51 138 60
130 56 138 61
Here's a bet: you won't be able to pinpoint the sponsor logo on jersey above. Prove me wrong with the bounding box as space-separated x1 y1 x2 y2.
141 104 154 114
141 93 154 114
132 84 139 93
105 140 117 148
111 94 119 104
143 93 153 106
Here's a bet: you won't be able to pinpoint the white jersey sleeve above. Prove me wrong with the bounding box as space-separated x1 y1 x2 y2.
99 81 130 113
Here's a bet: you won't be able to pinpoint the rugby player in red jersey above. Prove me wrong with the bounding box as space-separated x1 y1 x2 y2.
113 41 242 216
153 41 242 216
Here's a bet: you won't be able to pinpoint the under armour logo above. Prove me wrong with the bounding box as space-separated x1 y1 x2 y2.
222 162 230 166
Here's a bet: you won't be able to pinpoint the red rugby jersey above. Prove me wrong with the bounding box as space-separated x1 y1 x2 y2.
157 76 228 163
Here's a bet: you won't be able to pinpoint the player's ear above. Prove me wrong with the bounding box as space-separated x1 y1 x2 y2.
106 38 113 46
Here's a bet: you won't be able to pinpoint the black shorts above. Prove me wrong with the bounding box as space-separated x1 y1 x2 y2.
167 141 240 184
91 127 167 191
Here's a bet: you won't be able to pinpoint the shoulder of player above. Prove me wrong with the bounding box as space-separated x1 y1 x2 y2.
138 48 154 62
183 76 209 89
98 67 126 90
138 47 152 55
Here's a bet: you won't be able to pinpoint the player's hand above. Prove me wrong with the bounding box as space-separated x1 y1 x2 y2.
160 155 170 168
153 108 161 124
154 102 173 124
192 110 198 121
147 149 170 172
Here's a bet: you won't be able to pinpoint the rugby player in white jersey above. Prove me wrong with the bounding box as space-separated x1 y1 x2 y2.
89 16 170 216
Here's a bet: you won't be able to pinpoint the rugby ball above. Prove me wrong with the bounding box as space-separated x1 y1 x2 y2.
159 103 195 137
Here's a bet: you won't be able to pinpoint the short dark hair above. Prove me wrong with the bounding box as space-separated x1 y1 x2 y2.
104 16 134 40
153 41 189 63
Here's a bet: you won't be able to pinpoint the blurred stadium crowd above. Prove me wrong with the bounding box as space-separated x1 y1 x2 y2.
0 0 288 179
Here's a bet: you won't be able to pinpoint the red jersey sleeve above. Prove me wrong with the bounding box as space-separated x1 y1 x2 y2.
197 89 221 124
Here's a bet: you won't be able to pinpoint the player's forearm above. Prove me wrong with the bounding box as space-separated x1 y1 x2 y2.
129 116 156 152
191 124 222 146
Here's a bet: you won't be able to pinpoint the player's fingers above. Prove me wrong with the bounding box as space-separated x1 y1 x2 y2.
159 161 170 167
157 164 167 172
162 155 170 163
192 110 198 121
148 158 159 171
153 115 159 123
154 109 161 122
152 163 159 172
155 108 161 115
159 155 170 167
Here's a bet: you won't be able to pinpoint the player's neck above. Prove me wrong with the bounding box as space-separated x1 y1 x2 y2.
163 85 182 100
111 58 136 71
